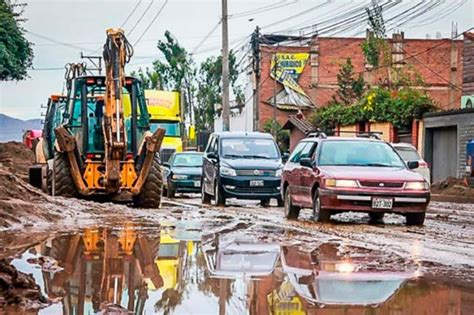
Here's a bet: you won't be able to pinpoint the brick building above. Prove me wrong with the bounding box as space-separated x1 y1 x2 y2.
250 32 464 131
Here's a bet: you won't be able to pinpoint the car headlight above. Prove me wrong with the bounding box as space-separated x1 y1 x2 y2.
405 181 429 190
220 166 237 177
325 179 359 188
172 174 188 180
275 168 283 177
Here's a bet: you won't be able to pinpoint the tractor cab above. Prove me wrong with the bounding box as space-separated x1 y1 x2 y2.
64 75 150 158
42 94 67 161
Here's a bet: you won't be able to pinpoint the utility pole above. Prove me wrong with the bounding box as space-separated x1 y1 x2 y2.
80 52 102 75
272 52 278 137
251 26 260 131
221 0 230 131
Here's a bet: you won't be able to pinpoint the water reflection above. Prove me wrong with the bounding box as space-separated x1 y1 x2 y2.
11 223 469 314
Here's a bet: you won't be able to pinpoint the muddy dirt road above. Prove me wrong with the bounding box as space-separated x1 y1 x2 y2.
1 194 473 314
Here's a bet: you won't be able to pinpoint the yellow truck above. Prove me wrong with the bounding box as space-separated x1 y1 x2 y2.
145 90 183 162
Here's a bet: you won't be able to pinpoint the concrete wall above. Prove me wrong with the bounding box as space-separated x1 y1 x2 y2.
423 110 474 180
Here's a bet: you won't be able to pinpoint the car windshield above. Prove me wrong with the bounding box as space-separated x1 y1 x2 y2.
172 154 203 167
221 138 280 159
319 140 405 168
394 146 421 161
150 122 181 137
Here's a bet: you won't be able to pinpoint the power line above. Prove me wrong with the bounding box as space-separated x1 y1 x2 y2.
133 0 169 46
229 0 298 19
121 0 143 28
191 21 222 55
26 31 93 52
128 0 155 36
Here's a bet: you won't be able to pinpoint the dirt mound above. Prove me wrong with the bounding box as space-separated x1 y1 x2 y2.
0 258 49 310
431 177 474 197
0 142 35 181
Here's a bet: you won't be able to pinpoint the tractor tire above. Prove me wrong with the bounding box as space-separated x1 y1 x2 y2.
53 152 77 197
133 154 162 208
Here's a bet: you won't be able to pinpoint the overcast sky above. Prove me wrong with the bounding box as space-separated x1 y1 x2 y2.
0 0 472 119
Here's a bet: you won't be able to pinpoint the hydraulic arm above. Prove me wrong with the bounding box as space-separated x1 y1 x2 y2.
102 28 133 192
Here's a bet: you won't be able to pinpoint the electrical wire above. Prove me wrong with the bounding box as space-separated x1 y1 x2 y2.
121 0 143 28
25 31 94 52
133 0 169 46
229 0 299 19
191 21 222 55
128 0 155 35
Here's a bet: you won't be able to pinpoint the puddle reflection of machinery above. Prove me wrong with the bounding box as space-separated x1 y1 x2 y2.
280 244 415 308
40 225 163 314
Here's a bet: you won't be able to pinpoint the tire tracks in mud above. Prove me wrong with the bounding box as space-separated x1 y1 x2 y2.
167 197 474 271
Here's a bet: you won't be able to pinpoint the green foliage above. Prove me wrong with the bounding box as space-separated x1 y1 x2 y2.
195 50 244 132
0 1 33 80
335 58 365 105
310 87 436 132
130 67 162 89
262 119 289 153
130 30 244 133
361 1 387 69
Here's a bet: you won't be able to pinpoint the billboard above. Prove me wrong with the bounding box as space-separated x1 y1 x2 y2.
268 53 313 111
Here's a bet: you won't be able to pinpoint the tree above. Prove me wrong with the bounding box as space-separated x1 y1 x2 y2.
361 0 387 68
0 1 33 80
130 67 162 89
335 58 365 106
133 31 195 119
194 50 243 132
262 119 289 153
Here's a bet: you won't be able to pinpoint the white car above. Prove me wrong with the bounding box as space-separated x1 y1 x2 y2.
392 143 431 184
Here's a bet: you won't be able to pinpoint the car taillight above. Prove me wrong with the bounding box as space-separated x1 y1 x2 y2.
126 153 134 160
86 153 94 159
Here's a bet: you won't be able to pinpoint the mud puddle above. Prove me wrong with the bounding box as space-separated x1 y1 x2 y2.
4 218 473 315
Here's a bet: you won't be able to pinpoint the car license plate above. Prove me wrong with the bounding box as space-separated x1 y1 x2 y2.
194 181 200 187
372 197 393 209
250 180 264 187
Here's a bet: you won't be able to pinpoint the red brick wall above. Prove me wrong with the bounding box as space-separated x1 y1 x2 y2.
289 128 306 152
257 36 464 129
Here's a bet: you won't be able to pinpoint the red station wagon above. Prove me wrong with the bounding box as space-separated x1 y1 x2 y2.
281 133 431 225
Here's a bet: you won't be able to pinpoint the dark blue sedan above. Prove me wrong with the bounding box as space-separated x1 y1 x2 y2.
162 152 203 198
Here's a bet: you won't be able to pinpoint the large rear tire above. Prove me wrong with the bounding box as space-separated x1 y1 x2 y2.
53 152 77 197
133 154 162 208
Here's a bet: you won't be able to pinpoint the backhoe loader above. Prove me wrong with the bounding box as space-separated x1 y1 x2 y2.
29 29 165 207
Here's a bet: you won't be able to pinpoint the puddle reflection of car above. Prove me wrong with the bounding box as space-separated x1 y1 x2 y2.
202 236 280 279
281 134 431 225
162 152 203 198
280 245 415 307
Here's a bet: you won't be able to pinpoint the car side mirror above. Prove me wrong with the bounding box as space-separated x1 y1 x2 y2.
207 152 218 160
282 152 290 163
407 161 419 169
300 157 313 168
162 162 170 168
